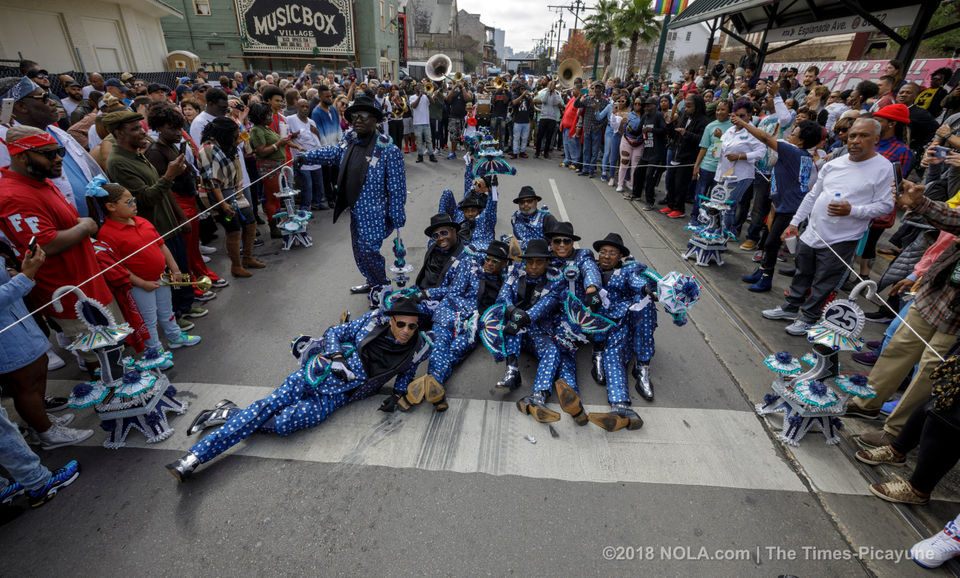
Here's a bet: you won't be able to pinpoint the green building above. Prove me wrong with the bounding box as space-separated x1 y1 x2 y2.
161 0 401 77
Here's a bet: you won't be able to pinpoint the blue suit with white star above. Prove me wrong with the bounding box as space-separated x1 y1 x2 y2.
550 249 602 391
511 207 551 248
188 310 430 464
301 130 406 288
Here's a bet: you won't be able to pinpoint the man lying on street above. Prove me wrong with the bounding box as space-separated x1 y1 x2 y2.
166 297 432 481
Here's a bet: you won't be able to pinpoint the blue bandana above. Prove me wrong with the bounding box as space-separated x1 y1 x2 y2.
2 76 40 102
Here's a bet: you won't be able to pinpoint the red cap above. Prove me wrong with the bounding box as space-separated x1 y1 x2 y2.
874 103 910 124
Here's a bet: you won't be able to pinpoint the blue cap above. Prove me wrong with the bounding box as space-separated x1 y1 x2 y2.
180 76 192 84
104 78 124 88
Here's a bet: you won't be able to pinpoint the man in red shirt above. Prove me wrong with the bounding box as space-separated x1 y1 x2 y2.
681 69 699 98
0 126 118 368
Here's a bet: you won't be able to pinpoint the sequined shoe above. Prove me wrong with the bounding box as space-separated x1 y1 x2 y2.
495 356 522 390
166 452 200 482
555 379 588 426
590 351 606 386
633 364 654 401
186 400 238 436
588 403 644 431
516 391 560 423
350 284 371 294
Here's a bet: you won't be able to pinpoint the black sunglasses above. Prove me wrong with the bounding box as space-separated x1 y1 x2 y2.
27 146 66 160
431 229 452 240
24 93 51 103
394 320 418 330
551 237 573 245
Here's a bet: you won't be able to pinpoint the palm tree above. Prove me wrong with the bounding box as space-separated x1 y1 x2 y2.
583 0 622 78
614 0 660 77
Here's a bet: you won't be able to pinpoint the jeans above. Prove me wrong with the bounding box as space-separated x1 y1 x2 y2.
563 131 581 168
413 124 432 155
689 169 716 226
513 122 530 155
299 167 323 210
722 179 754 234
581 129 604 174
536 118 557 157
0 405 50 492
130 284 182 349
601 129 621 179
490 116 507 146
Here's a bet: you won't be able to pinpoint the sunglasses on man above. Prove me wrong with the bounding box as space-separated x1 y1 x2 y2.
394 320 418 330
27 146 66 160
431 229 452 240
551 237 573 245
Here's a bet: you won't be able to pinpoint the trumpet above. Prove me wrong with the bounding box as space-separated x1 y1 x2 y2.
453 71 464 83
493 77 505 90
160 273 213 292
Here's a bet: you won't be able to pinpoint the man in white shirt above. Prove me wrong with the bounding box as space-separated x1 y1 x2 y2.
286 99 328 210
60 81 84 121
408 83 436 163
762 117 895 335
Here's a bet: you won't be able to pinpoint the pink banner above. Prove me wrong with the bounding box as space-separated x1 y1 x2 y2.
760 58 958 91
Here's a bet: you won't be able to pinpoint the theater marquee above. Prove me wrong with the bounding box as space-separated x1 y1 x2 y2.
235 0 355 55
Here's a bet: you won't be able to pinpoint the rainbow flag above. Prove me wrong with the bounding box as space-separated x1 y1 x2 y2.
653 0 689 15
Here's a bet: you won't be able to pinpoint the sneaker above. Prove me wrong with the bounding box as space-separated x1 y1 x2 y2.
880 398 899 416
0 481 24 504
911 520 960 569
866 340 883 350
762 306 798 321
193 290 217 302
869 480 929 505
37 425 93 450
846 401 883 421
739 240 757 251
865 310 895 324
198 244 217 255
642 203 656 211
667 211 685 219
785 319 812 336
44 396 69 412
28 460 80 508
778 267 796 277
176 318 195 331
157 356 175 371
748 274 773 292
855 445 906 466
253 238 264 248
857 429 896 447
752 250 764 263
777 247 788 262
519 152 528 158
183 306 208 319
616 185 624 192
508 154 518 159
608 179 615 186
46 349 65 371
659 207 672 214
559 162 567 168
742 268 764 284
447 153 456 160
168 332 201 349
201 255 211 264
48 413 74 427
852 351 879 366
429 155 438 162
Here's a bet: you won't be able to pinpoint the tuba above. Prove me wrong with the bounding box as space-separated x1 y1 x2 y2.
426 54 453 82
558 58 582 89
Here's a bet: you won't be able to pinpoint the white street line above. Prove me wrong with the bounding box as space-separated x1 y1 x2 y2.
549 177 581 248
41 382 820 493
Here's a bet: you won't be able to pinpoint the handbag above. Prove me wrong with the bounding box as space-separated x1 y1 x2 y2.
620 122 643 148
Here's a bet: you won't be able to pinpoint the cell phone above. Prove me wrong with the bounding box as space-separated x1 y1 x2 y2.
892 162 903 197
1 98 13 124
27 236 37 255
179 141 187 156
932 145 950 160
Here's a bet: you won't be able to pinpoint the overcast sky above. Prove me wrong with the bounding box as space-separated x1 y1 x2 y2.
457 0 563 54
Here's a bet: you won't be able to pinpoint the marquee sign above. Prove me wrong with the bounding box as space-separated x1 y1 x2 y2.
234 0 355 55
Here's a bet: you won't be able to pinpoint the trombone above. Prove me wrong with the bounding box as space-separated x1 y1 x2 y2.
160 272 213 292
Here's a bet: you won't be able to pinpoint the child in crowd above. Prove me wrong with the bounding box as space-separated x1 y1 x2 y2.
95 183 201 358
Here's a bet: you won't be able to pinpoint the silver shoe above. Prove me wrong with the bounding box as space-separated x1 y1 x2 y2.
634 364 654 401
187 400 238 436
590 351 606 386
166 452 201 482
350 284 371 294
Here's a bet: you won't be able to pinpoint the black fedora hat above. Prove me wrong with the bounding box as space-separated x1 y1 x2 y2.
345 94 385 123
424 213 461 237
521 239 553 259
385 296 421 317
458 194 484 210
544 220 581 242
512 185 542 204
592 232 631 257
484 240 510 260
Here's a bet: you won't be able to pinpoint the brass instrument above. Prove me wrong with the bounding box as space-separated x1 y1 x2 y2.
425 54 453 82
390 95 407 119
493 77 505 90
558 58 582 89
453 72 464 83
424 81 435 94
160 273 213 292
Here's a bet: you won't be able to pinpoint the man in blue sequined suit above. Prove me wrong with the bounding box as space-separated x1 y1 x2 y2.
425 241 510 407
165 298 432 481
294 95 406 296
510 186 551 248
491 239 567 423
438 155 498 248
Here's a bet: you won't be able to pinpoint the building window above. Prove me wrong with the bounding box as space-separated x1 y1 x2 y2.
193 0 211 15
668 50 675 61
380 0 385 30
685 31 691 41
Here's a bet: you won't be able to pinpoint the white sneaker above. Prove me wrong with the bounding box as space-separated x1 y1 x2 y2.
762 306 798 321
199 244 217 255
608 178 615 186
616 185 624 192
202 255 211 263
48 413 74 427
46 349 65 371
785 319 812 336
912 520 960 568
38 424 94 450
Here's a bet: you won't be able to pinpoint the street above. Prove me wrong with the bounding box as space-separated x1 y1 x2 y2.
2 149 955 577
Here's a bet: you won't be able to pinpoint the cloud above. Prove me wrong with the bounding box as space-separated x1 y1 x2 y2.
457 0 559 53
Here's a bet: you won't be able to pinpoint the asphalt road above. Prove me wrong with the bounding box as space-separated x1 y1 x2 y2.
2 144 953 576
